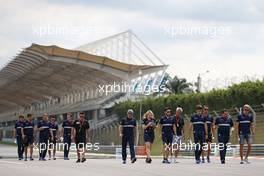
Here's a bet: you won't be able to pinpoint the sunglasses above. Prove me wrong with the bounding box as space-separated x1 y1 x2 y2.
244 109 250 111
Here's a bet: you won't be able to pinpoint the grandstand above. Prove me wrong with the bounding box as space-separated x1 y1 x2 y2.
0 30 168 141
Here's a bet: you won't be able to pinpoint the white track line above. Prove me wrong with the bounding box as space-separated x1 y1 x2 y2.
0 160 25 165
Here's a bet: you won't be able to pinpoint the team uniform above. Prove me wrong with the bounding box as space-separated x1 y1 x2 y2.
160 116 175 145
190 114 206 163
14 120 24 159
22 120 34 147
62 120 72 159
49 122 58 144
38 120 51 160
204 115 214 143
120 117 137 162
237 114 253 144
142 118 156 143
73 119 90 148
173 116 184 144
215 116 233 163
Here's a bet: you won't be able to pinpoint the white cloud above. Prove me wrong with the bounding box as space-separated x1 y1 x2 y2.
0 0 264 89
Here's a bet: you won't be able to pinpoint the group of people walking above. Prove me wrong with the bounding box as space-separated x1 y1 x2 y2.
13 104 255 165
119 104 255 164
13 112 90 163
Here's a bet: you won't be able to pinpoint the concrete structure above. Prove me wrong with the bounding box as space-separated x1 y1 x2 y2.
0 30 168 140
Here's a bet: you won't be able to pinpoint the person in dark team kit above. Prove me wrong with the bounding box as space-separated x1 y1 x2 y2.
38 113 54 161
189 105 208 164
173 107 184 163
21 114 35 161
48 115 58 160
236 104 255 164
119 109 137 164
72 112 90 163
13 115 25 160
214 109 233 164
142 110 157 163
61 112 73 160
159 107 176 164
202 105 214 163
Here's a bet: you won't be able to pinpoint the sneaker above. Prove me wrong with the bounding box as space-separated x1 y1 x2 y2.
146 158 152 164
48 158 51 160
202 158 205 163
149 158 152 163
240 161 244 164
18 158 22 161
24 158 27 161
244 158 250 164
42 158 47 161
76 159 81 163
122 160 126 164
221 160 225 164
145 158 149 163
81 158 86 163
173 158 176 163
207 157 210 163
131 158 137 163
64 157 70 160
53 158 56 160
164 159 171 164
196 160 200 164
30 157 34 161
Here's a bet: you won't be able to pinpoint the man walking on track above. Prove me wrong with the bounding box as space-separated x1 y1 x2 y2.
119 109 137 164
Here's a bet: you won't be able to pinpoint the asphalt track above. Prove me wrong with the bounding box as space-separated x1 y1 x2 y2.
0 144 263 176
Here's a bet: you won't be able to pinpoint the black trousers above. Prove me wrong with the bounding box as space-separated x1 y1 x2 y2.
39 137 48 159
122 135 135 161
16 136 24 159
194 133 205 161
63 135 71 158
218 134 230 162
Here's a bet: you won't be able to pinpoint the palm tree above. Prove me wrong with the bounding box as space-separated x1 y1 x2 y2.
165 76 193 94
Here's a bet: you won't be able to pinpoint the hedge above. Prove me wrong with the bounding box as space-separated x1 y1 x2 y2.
113 80 264 119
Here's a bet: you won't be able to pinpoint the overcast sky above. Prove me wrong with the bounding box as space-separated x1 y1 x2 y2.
1 0 264 90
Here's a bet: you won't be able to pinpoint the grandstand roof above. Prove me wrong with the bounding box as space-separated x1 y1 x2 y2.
0 44 167 113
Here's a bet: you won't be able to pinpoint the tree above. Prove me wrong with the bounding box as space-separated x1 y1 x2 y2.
165 75 193 94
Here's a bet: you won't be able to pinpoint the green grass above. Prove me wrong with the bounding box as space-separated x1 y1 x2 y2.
0 141 16 146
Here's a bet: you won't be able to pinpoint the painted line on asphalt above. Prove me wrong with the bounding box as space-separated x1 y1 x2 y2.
0 160 25 165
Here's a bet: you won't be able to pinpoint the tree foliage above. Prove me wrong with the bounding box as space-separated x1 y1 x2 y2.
114 80 264 119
